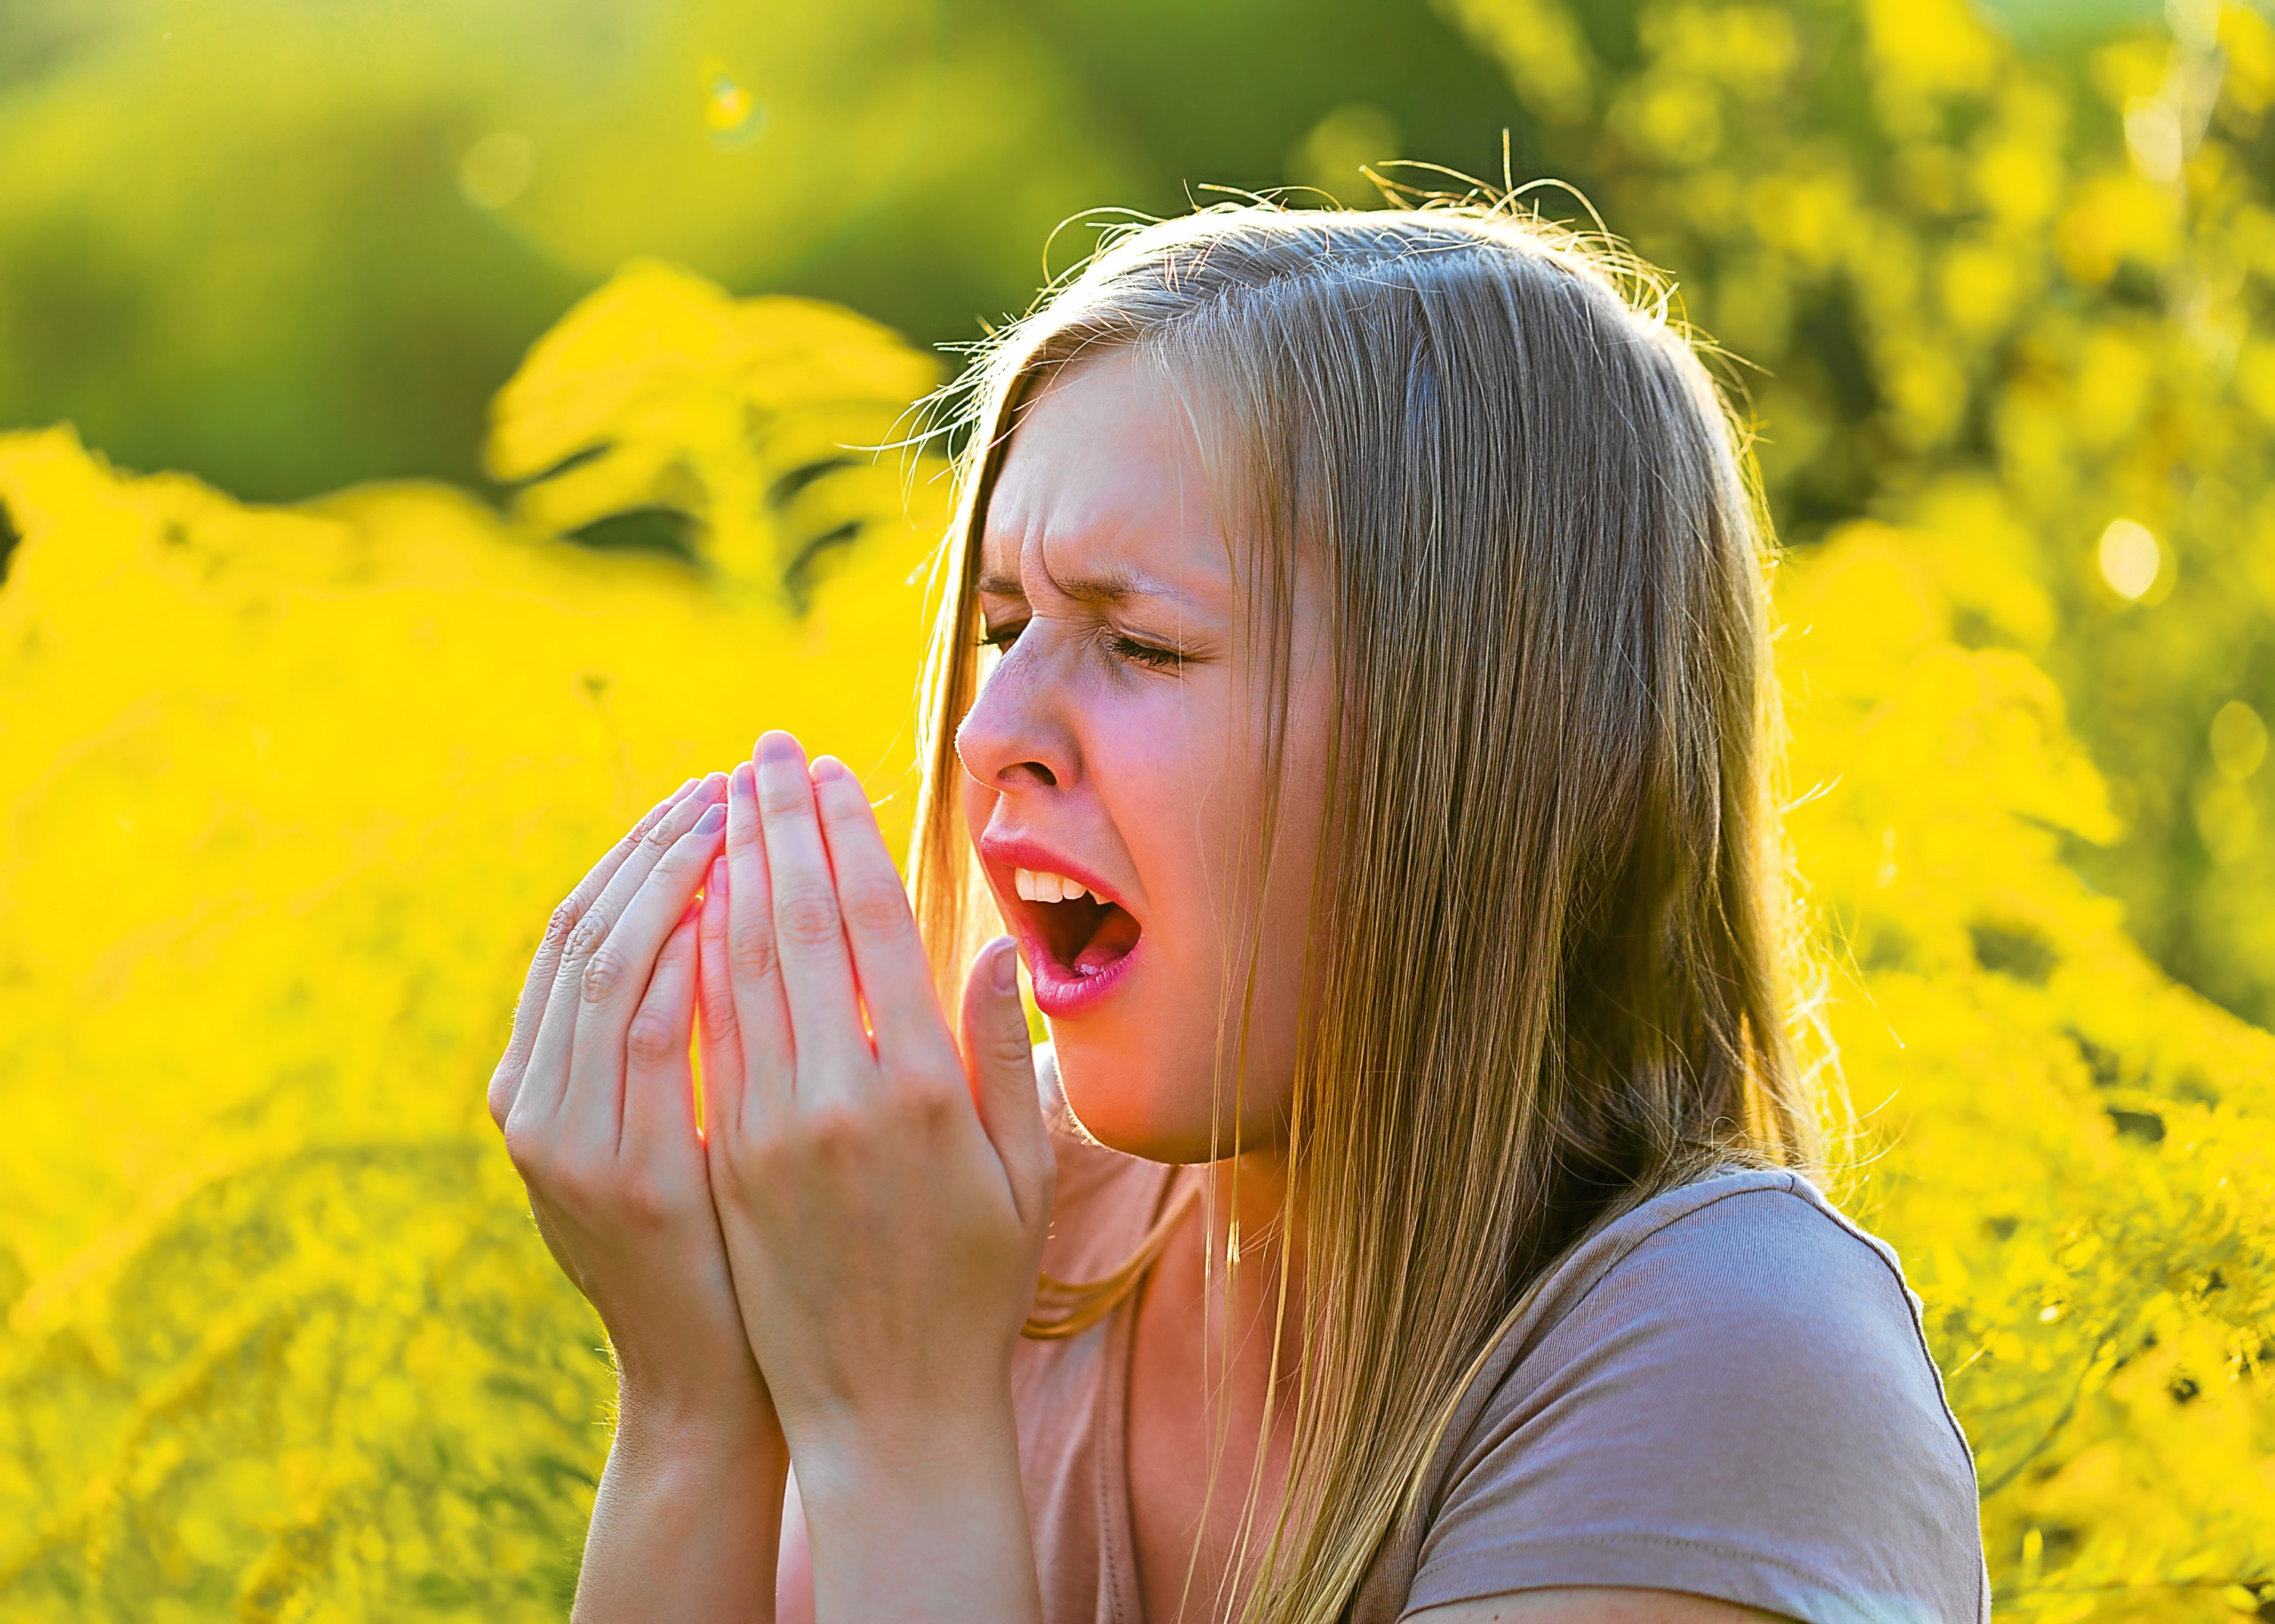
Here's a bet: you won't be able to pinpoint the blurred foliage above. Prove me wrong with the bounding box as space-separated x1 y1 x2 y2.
2 0 2273 1618
0 0 1509 502
1451 0 2275 1040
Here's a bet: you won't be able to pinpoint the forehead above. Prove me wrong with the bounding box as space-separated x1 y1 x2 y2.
977 351 1234 598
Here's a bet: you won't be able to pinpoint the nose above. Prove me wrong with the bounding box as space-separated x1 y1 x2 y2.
955 636 1079 794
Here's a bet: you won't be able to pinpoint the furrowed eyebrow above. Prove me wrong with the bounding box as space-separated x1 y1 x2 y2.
976 560 1197 609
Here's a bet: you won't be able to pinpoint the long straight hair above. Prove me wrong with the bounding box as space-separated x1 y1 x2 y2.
906 199 1831 1624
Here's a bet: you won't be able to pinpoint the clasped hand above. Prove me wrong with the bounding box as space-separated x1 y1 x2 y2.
486 733 1054 1614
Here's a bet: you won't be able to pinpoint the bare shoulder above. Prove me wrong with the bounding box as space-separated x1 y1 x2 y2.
1407 1587 1791 1624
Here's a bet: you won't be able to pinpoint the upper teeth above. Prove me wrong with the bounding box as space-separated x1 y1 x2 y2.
1015 867 1089 903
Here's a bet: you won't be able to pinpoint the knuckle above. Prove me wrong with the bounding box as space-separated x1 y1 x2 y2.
625 1009 680 1066
739 1119 792 1168
614 1171 678 1228
902 1061 961 1106
581 945 632 1005
544 898 581 946
542 1162 597 1212
840 877 914 936
990 1024 1034 1066
726 923 782 983
698 980 739 1034
775 889 843 948
500 1118 551 1180
905 1083 961 1136
485 1069 516 1130
565 911 610 963
801 1099 870 1155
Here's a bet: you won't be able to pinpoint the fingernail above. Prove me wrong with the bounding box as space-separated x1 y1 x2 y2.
709 856 726 893
695 803 728 835
730 760 755 798
993 938 1019 995
810 754 850 784
758 730 801 764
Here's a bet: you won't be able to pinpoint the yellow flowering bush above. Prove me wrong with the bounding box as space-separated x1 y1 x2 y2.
1784 526 2275 1616
0 266 943 1619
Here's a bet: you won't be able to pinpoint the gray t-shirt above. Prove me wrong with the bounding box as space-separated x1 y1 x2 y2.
1012 1066 1989 1624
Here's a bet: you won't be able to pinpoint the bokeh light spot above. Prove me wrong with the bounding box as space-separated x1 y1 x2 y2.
2098 517 2160 600
702 58 762 142
2211 700 2267 782
1286 104 1400 208
2123 96 2183 185
457 132 537 212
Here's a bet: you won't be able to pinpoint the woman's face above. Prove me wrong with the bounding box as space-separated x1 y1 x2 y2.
956 351 1331 1164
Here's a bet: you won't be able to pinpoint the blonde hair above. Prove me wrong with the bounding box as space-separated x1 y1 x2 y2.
907 199 1831 1623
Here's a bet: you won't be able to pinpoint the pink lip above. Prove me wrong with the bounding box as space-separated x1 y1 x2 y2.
1020 930 1144 1019
974 832 1142 1019
975 834 1126 910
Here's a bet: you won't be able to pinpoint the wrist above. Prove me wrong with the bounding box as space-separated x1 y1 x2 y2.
576 1391 788 1624
790 1395 1040 1624
788 1395 1020 1513
613 1375 785 1466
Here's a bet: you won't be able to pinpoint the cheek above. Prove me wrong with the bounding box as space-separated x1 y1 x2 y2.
1084 699 1219 930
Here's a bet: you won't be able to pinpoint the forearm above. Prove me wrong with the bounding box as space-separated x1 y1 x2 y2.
574 1391 789 1624
792 1401 1043 1624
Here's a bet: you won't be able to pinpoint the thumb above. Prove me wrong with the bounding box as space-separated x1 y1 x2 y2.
961 936 1051 1227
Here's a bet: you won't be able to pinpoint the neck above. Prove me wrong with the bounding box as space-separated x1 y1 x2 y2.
1126 1143 1307 1624
1180 1146 1306 1383
1199 1145 1301 1275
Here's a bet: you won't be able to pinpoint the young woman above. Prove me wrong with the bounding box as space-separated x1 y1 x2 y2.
485 203 1991 1624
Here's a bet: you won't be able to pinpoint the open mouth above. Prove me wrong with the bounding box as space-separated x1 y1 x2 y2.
1025 889 1142 980
1002 864 1144 1014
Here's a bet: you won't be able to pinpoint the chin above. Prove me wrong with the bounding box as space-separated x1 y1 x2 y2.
1051 1028 1203 1162
1050 1021 1285 1165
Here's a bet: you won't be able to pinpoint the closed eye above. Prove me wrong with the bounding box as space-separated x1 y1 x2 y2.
1105 632 1184 671
977 618 1028 654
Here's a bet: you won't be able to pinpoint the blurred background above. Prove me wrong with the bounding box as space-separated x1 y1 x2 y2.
2 0 2273 1616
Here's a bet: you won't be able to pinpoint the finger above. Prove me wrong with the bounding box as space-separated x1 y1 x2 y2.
960 937 1052 1228
562 801 730 1155
808 755 954 1068
695 854 742 1141
723 758 797 1124
513 773 726 1129
622 904 704 1162
752 731 868 1095
489 776 701 1129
